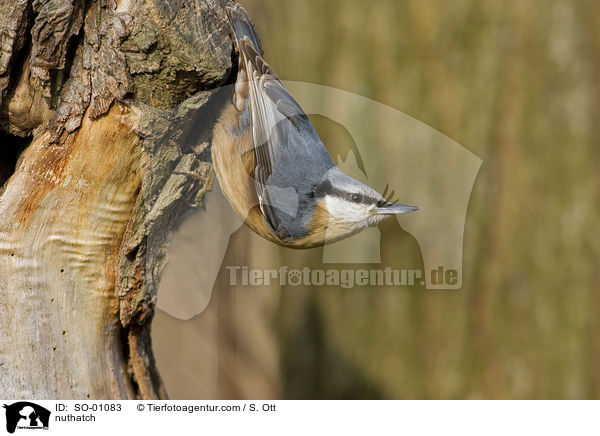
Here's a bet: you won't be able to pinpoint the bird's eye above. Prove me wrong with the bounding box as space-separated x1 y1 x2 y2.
351 193 362 203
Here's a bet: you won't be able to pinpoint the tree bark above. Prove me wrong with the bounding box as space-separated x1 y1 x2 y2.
0 0 232 399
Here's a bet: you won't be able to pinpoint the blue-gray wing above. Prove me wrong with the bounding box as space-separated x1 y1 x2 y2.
228 8 335 239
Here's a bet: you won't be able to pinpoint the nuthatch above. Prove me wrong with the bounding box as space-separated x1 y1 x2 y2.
211 4 418 248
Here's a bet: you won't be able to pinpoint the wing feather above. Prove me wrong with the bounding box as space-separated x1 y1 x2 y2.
227 6 333 239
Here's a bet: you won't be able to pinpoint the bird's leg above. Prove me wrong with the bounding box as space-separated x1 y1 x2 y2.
173 165 216 208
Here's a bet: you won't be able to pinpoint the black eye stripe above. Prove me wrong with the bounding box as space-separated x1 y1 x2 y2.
314 180 345 198
313 181 380 204
360 195 379 204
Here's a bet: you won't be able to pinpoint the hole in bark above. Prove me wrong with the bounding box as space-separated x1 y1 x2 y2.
0 132 31 189
126 245 139 262
51 26 85 107
60 269 65 273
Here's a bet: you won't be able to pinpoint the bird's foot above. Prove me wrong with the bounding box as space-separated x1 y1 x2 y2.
173 166 216 208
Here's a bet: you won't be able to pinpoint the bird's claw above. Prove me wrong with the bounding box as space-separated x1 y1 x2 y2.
173 166 216 208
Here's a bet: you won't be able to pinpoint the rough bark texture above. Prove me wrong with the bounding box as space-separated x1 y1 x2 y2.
0 0 232 399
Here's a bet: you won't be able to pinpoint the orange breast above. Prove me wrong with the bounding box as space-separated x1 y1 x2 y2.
212 102 280 245
212 103 340 249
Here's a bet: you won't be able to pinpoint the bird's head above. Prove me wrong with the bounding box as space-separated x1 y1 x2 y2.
310 169 418 240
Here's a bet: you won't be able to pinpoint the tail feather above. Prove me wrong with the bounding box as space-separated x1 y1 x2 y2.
226 4 263 55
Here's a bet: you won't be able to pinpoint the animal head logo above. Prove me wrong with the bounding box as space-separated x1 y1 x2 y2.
2 402 50 434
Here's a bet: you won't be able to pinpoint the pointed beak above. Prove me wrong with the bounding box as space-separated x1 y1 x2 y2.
375 203 419 215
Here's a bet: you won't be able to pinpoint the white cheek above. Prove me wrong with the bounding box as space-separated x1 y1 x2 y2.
367 214 388 226
324 196 368 222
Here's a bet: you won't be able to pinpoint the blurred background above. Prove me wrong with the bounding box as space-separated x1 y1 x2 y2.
152 0 600 399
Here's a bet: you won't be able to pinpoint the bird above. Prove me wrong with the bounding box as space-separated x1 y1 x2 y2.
211 4 418 249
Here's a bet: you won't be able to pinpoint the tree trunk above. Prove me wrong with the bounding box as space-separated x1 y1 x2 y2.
0 0 232 399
